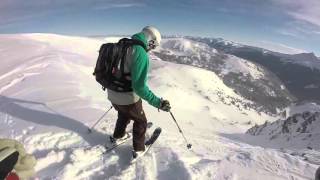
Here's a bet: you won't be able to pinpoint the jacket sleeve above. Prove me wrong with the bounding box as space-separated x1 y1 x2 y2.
131 46 161 108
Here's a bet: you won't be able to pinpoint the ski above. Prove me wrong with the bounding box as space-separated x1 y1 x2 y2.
131 127 162 163
145 127 162 147
104 135 132 154
103 122 153 154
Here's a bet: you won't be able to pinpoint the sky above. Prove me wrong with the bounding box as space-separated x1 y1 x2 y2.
0 0 319 56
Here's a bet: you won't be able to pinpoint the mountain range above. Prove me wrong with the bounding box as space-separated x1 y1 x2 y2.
153 38 296 114
187 37 320 104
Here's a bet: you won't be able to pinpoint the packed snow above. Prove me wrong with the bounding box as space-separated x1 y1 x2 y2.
0 34 318 179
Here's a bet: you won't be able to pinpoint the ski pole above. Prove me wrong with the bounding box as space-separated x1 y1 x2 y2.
88 106 113 133
169 111 192 149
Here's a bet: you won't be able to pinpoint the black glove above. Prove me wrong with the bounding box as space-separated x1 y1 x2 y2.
159 99 171 112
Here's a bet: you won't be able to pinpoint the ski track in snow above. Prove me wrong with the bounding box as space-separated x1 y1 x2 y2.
0 34 318 180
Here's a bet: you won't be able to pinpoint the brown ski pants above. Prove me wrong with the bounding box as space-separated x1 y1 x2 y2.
112 99 147 151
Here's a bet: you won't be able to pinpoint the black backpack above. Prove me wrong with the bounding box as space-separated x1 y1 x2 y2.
93 38 147 92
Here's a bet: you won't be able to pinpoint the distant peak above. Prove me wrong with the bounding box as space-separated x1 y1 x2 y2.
291 52 318 61
296 52 315 56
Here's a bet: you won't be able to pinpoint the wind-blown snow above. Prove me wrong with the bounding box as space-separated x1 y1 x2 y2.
104 37 124 43
0 34 318 179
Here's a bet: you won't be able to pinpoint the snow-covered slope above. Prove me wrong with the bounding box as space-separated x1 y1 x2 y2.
154 38 294 114
246 102 320 146
241 103 320 167
247 111 320 150
157 38 263 80
0 34 318 179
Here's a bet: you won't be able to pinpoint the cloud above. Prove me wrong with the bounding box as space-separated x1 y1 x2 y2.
215 7 248 14
249 40 308 54
276 29 303 39
274 20 320 40
0 0 146 26
272 0 320 27
268 0 320 39
94 3 145 10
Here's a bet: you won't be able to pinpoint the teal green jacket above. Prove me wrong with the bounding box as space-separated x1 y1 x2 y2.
131 33 161 108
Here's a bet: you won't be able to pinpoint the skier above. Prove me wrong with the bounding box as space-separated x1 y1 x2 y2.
106 26 171 159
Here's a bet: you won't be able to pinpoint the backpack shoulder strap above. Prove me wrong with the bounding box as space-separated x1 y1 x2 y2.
118 38 147 75
118 38 147 51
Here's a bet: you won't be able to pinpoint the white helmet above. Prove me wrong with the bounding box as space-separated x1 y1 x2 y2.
142 26 161 51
